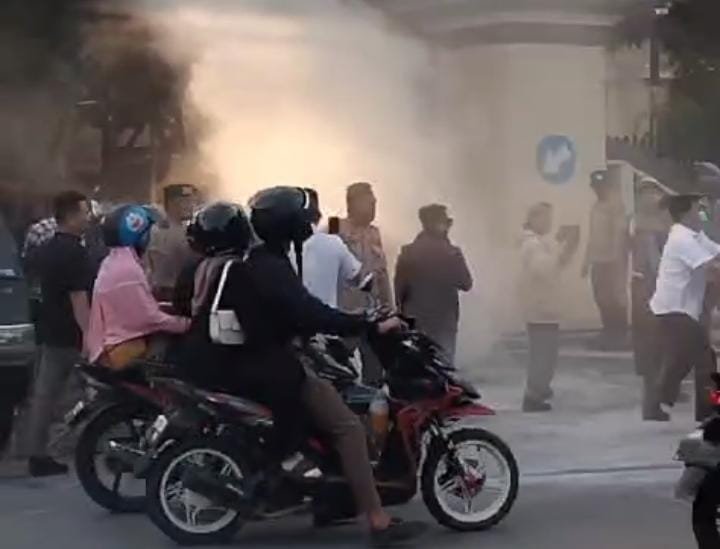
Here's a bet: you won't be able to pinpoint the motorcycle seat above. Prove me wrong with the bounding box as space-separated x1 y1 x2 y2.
196 390 273 420
77 360 176 385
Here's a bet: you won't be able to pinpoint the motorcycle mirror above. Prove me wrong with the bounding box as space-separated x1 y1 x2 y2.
358 273 374 293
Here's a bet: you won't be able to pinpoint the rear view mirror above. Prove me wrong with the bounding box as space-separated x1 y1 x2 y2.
359 273 374 293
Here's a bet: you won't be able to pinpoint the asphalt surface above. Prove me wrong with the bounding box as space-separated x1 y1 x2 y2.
0 354 703 548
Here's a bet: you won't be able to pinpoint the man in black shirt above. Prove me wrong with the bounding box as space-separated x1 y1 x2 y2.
26 191 92 477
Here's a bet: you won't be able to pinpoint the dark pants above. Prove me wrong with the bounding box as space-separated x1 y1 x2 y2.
693 470 720 549
524 323 559 403
591 262 628 344
631 279 664 416
26 346 81 457
656 313 716 421
231 348 308 462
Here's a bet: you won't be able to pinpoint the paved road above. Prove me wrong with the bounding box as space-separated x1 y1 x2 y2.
0 356 702 548
0 468 694 549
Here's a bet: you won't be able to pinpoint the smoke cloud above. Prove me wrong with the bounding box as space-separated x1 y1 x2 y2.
138 0 501 362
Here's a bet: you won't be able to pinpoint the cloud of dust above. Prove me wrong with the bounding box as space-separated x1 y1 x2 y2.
140 0 502 361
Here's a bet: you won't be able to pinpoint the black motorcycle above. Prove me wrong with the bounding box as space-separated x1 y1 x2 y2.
66 361 173 513
143 330 518 545
675 373 720 548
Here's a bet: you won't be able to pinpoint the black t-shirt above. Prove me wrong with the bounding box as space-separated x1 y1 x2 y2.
39 232 92 349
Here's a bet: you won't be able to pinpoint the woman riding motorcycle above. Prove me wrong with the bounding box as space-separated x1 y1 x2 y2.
179 188 426 545
85 205 190 369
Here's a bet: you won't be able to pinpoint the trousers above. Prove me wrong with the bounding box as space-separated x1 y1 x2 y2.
302 372 381 514
524 323 559 403
591 262 628 341
26 346 81 456
656 313 716 421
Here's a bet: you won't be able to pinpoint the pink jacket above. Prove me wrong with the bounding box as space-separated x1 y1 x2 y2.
86 247 190 363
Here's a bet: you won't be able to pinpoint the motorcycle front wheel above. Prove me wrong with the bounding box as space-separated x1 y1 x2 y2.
421 427 519 531
146 437 246 546
75 404 154 513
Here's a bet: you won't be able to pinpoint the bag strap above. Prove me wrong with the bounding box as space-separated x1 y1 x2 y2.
211 260 235 314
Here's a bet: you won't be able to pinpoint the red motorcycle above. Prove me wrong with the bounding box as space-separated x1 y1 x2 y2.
144 328 519 545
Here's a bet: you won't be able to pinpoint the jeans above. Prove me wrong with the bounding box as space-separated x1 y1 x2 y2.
524 323 559 403
26 346 81 457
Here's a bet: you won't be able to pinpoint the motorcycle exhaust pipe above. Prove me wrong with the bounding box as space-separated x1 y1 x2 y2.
181 466 253 511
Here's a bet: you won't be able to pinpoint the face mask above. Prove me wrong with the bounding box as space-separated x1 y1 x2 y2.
699 210 710 223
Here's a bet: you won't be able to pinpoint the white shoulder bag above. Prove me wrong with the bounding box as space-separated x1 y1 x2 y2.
209 260 245 345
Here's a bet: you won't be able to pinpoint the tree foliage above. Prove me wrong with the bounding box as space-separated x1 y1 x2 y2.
618 0 720 163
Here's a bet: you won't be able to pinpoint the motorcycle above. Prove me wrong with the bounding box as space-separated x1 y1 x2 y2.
65 360 174 513
143 326 519 545
675 372 720 548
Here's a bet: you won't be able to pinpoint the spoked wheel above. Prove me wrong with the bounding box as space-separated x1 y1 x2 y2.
146 438 246 546
422 428 519 531
75 406 153 513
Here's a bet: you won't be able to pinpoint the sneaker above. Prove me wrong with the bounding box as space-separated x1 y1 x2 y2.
642 408 671 422
370 518 428 547
522 398 552 413
29 456 69 477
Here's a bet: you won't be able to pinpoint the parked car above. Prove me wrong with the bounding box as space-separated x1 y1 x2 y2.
0 214 35 451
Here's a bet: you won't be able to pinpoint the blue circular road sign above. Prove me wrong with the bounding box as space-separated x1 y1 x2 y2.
536 135 577 184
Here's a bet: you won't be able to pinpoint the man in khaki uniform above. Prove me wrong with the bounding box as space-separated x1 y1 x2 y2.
338 182 392 386
145 184 199 302
581 170 630 350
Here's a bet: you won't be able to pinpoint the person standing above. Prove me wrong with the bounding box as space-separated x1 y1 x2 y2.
394 204 472 361
338 182 392 386
630 182 670 420
582 170 630 350
650 194 720 422
519 203 579 412
302 191 362 308
26 191 92 476
145 184 199 301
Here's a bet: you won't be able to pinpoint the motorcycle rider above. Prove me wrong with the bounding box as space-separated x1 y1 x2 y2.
180 188 426 545
85 205 191 369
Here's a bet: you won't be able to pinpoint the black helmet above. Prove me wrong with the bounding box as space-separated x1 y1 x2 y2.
187 202 252 257
249 187 319 249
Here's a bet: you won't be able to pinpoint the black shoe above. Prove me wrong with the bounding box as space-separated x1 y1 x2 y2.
642 408 670 422
28 456 69 477
522 399 552 413
370 518 428 547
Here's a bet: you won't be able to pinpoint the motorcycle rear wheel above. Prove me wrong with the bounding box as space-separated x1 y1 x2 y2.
75 405 153 513
421 427 519 531
146 437 246 546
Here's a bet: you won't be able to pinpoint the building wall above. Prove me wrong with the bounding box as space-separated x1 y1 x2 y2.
437 42 608 334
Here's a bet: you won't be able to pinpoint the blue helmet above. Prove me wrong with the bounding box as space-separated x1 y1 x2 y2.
102 205 157 252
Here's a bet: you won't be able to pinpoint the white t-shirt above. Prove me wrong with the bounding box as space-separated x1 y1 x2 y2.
302 232 362 308
650 224 720 320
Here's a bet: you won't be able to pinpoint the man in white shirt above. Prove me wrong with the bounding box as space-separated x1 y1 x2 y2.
650 194 720 421
302 191 362 308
